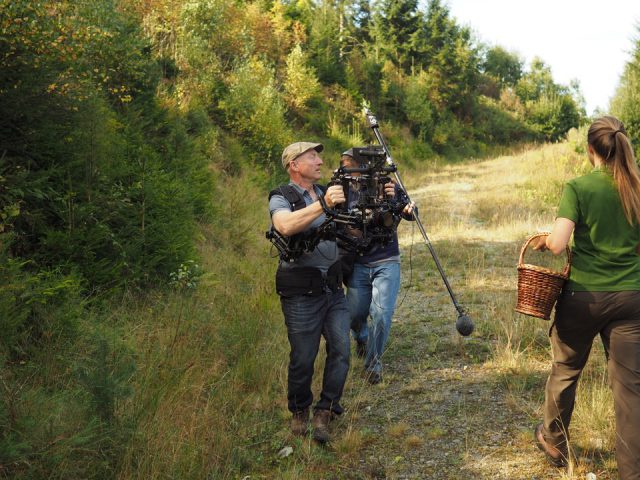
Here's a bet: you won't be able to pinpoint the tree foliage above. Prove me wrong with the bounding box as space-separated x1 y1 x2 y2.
373 0 421 70
0 0 593 476
283 44 322 112
611 28 640 149
482 46 523 88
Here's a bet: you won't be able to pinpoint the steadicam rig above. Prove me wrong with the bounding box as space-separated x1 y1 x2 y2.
266 144 410 262
266 184 337 262
320 145 409 254
265 227 326 262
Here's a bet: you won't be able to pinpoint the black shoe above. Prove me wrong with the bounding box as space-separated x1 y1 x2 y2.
534 423 568 467
356 341 366 358
365 370 382 385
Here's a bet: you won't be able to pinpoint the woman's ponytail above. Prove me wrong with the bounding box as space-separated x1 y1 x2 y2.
588 116 640 225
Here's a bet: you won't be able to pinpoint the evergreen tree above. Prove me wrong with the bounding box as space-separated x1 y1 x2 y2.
373 0 421 71
611 29 640 148
414 0 479 112
351 0 373 44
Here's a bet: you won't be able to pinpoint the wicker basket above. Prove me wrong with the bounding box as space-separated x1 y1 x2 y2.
515 233 572 320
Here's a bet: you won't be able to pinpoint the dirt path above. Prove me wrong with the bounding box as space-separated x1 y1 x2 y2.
337 154 608 479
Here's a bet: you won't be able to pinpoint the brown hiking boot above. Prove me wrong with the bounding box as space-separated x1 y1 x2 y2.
312 409 332 444
290 408 309 436
534 423 568 467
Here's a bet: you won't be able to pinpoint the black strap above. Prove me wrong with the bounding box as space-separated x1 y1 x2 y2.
269 184 327 212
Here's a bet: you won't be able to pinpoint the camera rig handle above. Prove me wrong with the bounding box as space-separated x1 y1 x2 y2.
364 108 471 329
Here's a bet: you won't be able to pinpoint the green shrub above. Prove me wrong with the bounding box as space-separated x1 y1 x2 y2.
403 71 437 142
473 96 535 144
525 93 581 141
218 57 293 166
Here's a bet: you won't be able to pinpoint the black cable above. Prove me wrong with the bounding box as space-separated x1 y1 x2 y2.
395 220 415 310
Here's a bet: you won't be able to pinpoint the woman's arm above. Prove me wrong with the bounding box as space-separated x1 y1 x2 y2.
532 217 575 255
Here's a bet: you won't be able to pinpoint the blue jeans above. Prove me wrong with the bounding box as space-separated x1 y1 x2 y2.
346 261 401 374
280 289 351 414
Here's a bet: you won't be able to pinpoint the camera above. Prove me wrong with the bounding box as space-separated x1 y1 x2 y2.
266 145 409 261
328 146 409 253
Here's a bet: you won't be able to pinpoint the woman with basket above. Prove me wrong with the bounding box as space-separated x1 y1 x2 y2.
531 116 640 478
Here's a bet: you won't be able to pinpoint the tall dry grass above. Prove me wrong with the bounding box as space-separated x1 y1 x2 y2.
396 128 619 477
114 128 621 479
111 171 291 479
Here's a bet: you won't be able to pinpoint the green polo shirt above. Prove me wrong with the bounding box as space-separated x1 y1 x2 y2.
557 168 640 291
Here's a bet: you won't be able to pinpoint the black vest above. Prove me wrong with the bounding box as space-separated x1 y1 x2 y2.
268 184 326 212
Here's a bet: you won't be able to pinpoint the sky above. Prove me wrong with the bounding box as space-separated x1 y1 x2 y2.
442 0 640 115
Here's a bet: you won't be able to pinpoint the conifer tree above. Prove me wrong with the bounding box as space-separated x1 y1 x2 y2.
373 0 421 71
611 29 640 147
414 0 479 112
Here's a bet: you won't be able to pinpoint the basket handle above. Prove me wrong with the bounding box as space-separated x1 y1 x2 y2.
518 232 572 277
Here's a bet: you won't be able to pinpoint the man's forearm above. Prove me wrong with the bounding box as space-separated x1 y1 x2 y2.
272 201 325 236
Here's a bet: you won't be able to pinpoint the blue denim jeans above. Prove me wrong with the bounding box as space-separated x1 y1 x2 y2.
346 261 401 374
280 289 351 414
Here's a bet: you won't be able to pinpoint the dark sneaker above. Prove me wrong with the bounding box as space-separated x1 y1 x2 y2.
356 341 366 358
365 370 382 385
534 423 568 467
312 409 332 444
291 408 309 436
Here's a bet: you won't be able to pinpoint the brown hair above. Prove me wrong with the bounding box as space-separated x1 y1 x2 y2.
587 115 640 225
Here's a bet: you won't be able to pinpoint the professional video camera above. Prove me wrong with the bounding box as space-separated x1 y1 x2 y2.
324 145 409 253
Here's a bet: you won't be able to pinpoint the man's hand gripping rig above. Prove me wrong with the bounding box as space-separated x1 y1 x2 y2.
363 108 474 336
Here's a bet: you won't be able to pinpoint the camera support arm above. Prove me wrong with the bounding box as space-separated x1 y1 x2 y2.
364 108 474 336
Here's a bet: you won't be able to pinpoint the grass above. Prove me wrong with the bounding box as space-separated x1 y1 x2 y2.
3 134 619 479
386 137 617 478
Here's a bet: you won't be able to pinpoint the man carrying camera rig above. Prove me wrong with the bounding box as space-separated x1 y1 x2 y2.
340 148 415 385
268 141 350 444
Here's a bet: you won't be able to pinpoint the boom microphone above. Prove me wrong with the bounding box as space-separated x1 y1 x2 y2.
456 313 474 337
364 106 475 337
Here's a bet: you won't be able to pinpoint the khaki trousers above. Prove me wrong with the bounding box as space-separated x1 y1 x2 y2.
542 290 640 480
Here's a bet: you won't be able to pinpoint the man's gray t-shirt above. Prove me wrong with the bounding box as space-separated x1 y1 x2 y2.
269 182 338 274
